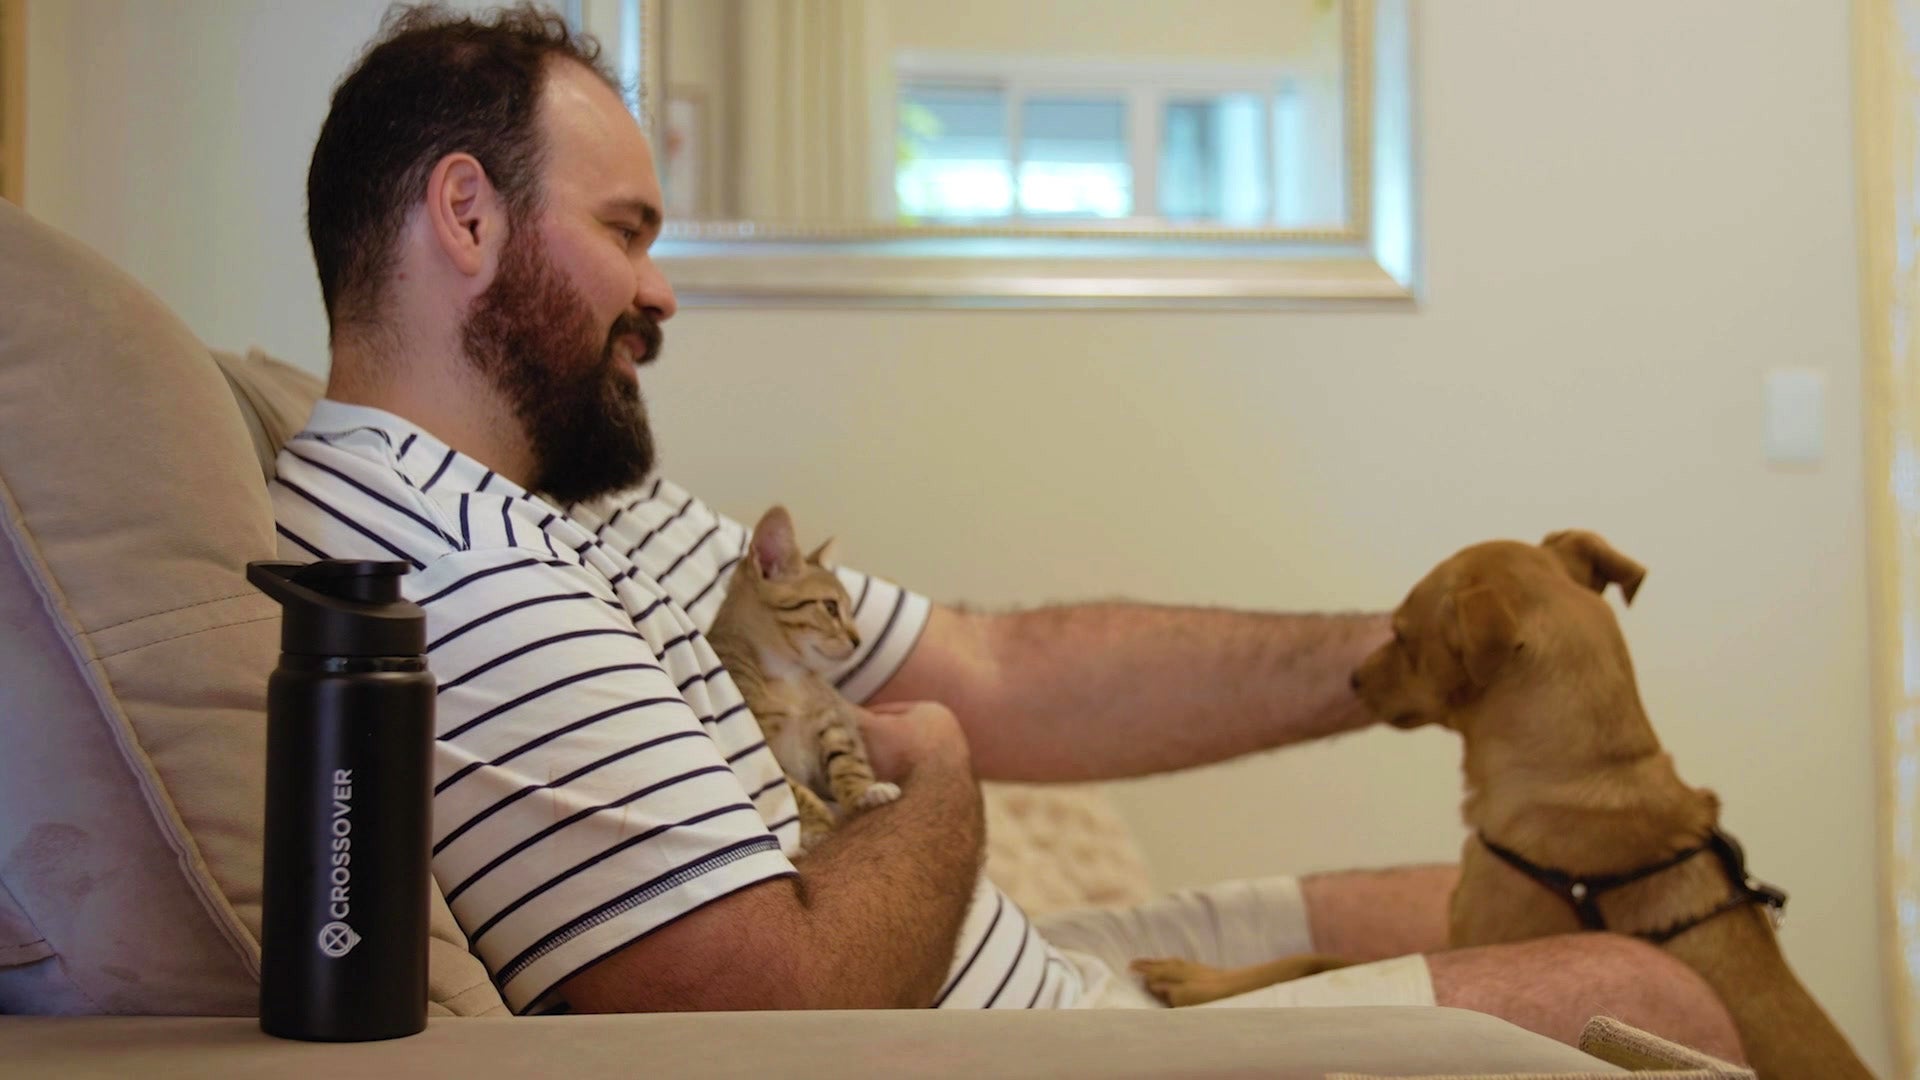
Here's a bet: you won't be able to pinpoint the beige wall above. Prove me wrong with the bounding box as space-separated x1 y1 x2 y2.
21 0 486 371
20 1 1890 1071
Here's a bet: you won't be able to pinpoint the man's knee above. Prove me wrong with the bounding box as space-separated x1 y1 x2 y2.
1430 933 1742 1061
1572 935 1722 1011
1562 935 1742 1059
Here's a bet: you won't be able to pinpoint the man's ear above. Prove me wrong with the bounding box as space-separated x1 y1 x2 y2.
1540 530 1646 604
424 152 506 281
1445 585 1521 687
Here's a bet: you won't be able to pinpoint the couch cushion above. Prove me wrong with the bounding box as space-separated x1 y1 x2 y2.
0 200 503 1017
213 349 327 484
0 198 276 1014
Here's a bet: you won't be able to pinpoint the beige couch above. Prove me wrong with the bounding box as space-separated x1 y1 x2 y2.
0 197 1748 1076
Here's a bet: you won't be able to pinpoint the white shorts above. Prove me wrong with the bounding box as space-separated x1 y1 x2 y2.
1035 875 1435 1010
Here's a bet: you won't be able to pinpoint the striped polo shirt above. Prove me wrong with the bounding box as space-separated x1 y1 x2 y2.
268 400 1080 1012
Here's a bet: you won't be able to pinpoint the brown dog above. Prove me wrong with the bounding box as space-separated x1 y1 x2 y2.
1132 531 1872 1080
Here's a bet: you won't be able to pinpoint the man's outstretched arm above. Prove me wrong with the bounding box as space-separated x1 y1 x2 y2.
560 702 982 1012
871 603 1388 782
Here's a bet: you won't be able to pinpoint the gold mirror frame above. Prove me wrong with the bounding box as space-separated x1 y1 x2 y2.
598 0 1415 308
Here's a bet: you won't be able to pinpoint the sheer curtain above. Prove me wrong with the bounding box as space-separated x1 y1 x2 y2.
733 0 893 221
1854 2 1920 1074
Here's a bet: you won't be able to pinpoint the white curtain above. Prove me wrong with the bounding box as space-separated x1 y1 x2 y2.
734 0 891 222
1854 1 1920 1075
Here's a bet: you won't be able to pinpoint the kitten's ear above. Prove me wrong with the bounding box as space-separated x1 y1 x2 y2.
750 506 802 580
806 537 838 567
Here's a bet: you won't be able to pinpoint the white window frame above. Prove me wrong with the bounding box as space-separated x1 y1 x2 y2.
896 54 1310 226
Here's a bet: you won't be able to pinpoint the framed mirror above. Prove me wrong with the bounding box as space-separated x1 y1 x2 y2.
577 0 1414 307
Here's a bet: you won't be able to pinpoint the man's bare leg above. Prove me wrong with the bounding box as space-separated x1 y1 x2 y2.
1136 865 1461 1005
1134 865 1461 1006
1305 866 1742 1060
1430 934 1745 1063
1301 864 1458 960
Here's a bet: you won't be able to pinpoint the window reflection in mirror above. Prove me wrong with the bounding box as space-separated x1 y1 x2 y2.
657 0 1347 233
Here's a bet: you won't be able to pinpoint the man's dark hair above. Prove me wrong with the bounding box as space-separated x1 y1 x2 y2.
307 3 617 335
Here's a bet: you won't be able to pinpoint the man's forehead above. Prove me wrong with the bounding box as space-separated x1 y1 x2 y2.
538 60 659 195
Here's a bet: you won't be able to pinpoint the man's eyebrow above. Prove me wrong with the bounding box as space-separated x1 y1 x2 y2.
605 197 663 229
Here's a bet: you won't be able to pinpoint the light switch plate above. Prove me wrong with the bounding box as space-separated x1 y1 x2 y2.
1764 368 1825 466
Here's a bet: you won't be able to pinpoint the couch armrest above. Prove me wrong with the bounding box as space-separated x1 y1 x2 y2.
1 1007 1624 1078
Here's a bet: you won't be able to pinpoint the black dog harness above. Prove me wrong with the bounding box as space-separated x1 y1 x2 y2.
1477 827 1788 945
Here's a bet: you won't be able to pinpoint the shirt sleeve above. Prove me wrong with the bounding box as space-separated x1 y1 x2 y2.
411 547 796 1012
821 563 932 702
603 478 933 704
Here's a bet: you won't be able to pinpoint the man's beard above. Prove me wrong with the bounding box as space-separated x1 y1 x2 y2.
460 230 662 506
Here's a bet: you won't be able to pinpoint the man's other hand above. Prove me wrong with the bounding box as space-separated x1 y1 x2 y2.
858 700 972 785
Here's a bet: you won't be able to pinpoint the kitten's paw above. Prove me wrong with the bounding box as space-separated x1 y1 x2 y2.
1130 957 1237 1008
853 782 901 810
797 826 832 856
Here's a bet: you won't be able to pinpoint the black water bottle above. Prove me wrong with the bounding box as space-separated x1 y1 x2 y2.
248 560 433 1041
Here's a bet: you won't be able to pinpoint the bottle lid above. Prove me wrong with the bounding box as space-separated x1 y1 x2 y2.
247 560 427 658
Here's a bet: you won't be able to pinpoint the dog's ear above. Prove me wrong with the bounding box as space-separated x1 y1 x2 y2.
1445 585 1521 687
1541 530 1646 605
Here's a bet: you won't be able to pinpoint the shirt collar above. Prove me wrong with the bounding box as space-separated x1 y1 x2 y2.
303 399 533 500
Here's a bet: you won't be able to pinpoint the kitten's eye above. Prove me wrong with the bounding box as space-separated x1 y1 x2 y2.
822 600 841 619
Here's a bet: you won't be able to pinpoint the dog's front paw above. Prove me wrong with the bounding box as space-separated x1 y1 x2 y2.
1130 957 1236 1008
853 781 901 810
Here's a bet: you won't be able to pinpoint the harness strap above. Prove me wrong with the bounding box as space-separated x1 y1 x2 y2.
1476 827 1788 943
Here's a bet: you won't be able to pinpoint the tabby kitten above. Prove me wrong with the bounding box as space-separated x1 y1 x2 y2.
708 506 900 852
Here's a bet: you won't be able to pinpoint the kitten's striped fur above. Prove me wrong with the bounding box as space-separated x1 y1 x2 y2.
709 506 899 852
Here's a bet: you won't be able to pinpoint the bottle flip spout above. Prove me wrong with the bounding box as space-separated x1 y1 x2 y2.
247 560 426 658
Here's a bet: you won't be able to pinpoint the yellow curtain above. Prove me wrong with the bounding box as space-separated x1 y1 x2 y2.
734 0 891 222
1855 2 1920 1075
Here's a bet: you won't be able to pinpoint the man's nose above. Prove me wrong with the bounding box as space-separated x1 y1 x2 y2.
636 261 678 322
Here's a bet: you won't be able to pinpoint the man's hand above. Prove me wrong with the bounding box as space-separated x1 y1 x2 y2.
857 699 972 785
